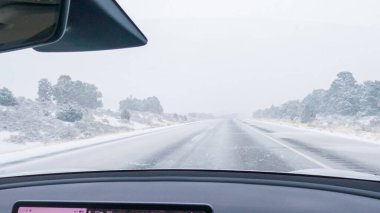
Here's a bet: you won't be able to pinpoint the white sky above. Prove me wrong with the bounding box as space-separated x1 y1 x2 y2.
1 0 380 114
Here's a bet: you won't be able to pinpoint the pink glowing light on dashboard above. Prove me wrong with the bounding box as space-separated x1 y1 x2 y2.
18 207 87 213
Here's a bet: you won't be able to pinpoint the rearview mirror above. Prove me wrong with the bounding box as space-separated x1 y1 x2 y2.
0 0 69 53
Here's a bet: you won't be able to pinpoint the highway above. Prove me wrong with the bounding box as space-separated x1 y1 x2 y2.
2 119 380 178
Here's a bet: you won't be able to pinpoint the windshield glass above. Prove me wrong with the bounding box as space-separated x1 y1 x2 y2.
1 0 380 181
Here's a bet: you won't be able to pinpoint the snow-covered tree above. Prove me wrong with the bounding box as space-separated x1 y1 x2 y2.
52 75 74 105
299 89 327 122
359 81 380 115
56 104 83 122
0 87 17 106
144 96 164 114
120 109 131 121
37 78 53 102
72 81 103 108
324 72 360 115
279 100 301 120
254 105 282 118
253 71 368 121
119 96 164 114
52 75 103 108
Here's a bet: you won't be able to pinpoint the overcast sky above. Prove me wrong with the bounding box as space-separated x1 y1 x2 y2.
1 0 380 114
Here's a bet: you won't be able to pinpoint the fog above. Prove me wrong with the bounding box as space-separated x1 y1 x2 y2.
1 0 380 114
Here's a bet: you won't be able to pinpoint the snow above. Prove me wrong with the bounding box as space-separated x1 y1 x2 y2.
249 117 380 144
0 122 195 167
0 131 22 152
93 115 127 127
0 131 17 142
0 98 193 144
0 97 212 158
0 87 217 164
0 141 23 154
0 131 44 154
253 71 380 139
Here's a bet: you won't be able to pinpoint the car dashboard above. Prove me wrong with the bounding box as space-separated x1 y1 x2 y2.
2 170 380 213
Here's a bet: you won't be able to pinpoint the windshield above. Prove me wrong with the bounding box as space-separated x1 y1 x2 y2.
1 0 380 181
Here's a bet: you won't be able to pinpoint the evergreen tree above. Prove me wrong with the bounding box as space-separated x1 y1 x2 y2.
56 104 83 122
324 72 360 115
37 78 53 102
119 96 164 114
120 109 131 121
359 81 380 115
0 87 17 106
52 75 103 108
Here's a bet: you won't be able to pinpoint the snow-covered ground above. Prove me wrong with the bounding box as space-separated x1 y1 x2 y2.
0 122 200 168
0 98 196 152
252 115 380 142
0 131 38 154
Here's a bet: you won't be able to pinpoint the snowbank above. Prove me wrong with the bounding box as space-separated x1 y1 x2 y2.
0 98 190 144
254 115 380 142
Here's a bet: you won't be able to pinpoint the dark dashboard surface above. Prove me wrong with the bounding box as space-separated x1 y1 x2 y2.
1 170 380 213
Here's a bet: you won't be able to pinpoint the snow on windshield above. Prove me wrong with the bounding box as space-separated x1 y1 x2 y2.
0 0 380 180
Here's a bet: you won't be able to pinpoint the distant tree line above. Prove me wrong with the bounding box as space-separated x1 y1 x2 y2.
119 96 164 114
1 75 165 123
254 72 380 123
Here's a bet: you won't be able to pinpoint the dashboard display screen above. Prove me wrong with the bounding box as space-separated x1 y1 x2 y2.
17 207 206 213
13 202 212 213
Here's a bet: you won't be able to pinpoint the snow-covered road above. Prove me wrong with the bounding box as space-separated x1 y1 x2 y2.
1 119 380 178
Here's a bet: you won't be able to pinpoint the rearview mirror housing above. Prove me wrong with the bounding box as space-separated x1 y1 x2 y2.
34 0 148 52
0 0 70 53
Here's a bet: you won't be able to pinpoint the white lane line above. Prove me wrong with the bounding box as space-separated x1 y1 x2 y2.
249 126 331 169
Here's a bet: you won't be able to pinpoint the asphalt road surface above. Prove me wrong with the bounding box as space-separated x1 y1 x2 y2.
2 119 380 178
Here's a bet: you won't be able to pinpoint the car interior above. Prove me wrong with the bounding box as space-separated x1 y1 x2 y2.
1 0 380 212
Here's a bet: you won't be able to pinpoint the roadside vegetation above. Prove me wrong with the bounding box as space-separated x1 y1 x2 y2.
0 75 192 143
254 72 380 140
